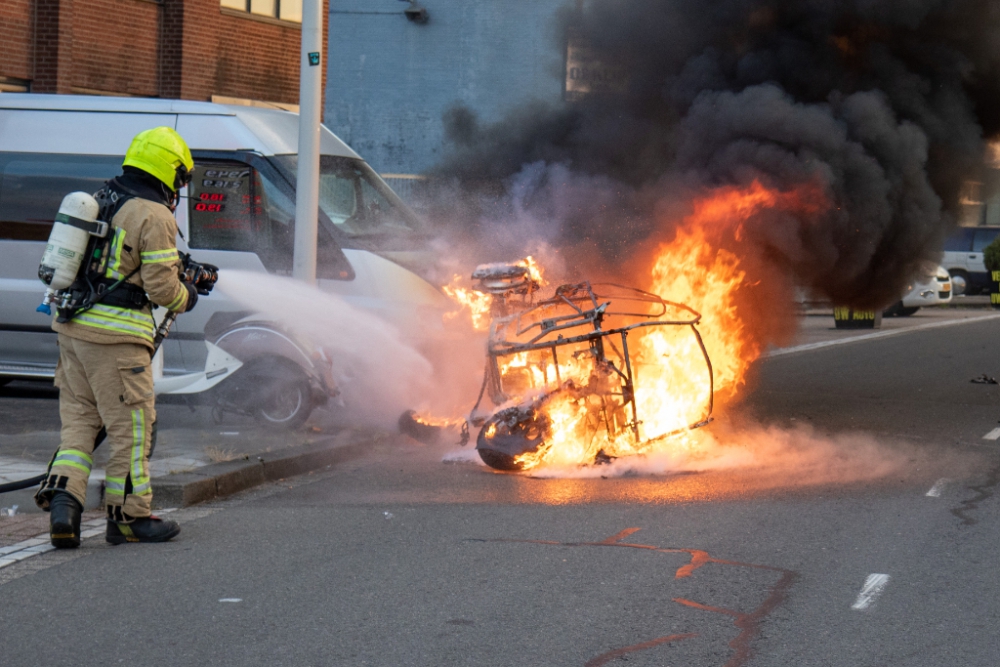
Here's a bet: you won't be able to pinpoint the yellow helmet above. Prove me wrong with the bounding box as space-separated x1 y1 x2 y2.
122 127 194 192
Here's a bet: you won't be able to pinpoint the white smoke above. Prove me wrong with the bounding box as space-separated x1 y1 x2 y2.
216 270 434 427
517 422 973 490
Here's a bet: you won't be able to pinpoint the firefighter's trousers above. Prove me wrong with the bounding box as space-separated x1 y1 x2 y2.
36 334 156 522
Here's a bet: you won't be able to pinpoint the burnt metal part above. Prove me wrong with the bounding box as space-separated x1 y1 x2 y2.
474 281 714 471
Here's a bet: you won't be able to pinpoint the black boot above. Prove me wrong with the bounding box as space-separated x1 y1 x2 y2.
49 491 83 549
106 515 180 545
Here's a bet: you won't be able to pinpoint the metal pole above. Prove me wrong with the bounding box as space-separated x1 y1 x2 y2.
293 0 323 283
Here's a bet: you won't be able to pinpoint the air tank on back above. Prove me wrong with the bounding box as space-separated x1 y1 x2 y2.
38 192 102 290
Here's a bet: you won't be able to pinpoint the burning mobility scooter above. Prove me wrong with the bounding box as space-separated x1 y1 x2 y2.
404 262 717 471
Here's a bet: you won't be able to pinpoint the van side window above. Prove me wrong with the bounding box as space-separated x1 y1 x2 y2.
944 228 975 252
188 159 353 280
0 154 120 241
972 229 1000 252
188 161 265 251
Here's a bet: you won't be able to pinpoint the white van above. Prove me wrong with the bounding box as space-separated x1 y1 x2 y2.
0 94 447 385
941 226 1000 295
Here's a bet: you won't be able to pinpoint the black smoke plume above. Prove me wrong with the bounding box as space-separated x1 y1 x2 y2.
429 0 1000 308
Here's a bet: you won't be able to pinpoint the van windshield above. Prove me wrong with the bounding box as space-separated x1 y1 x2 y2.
270 155 426 246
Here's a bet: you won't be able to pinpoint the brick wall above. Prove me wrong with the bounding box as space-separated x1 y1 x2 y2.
32 0 74 93
72 0 160 96
0 0 34 82
215 6 329 107
0 0 328 107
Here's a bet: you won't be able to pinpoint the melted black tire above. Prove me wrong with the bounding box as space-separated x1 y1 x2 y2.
476 407 548 471
398 410 445 445
477 448 523 471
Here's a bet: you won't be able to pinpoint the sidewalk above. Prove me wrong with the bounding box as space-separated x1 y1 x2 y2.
0 386 387 515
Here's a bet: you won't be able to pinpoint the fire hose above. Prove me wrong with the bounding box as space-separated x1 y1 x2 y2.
0 255 217 495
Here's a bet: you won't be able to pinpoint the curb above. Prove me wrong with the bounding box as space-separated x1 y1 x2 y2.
152 437 374 508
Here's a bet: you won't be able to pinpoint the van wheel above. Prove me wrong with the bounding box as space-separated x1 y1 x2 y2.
949 270 969 296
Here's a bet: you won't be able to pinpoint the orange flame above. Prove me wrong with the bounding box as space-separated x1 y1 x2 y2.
509 180 829 470
442 256 547 331
442 274 493 330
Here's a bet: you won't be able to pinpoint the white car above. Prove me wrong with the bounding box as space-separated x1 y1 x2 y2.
883 264 952 316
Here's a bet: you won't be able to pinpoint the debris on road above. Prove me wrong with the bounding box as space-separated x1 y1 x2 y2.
970 374 998 384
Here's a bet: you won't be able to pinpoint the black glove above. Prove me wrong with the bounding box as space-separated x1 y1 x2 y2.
193 263 219 295
183 282 198 312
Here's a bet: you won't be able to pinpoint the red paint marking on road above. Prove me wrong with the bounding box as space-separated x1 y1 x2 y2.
674 597 741 617
600 527 643 544
664 549 713 578
477 529 798 667
674 569 798 667
584 633 697 667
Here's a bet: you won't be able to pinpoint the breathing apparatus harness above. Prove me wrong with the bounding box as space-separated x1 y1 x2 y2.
47 184 142 323
39 169 197 323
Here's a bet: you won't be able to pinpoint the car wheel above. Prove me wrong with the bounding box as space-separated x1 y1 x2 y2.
896 307 920 316
949 270 969 296
883 301 903 317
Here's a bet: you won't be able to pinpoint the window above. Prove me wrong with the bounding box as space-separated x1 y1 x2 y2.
271 155 425 243
188 159 352 280
972 228 1000 253
943 228 975 252
220 0 302 22
0 76 30 93
0 154 121 241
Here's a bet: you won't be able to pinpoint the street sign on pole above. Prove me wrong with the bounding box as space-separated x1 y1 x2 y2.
293 0 323 283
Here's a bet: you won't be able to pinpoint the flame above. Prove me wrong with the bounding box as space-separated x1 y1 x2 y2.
441 256 547 331
411 413 466 428
442 274 493 330
508 180 828 470
520 255 546 287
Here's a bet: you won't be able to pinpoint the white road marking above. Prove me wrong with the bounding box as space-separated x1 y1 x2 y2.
983 428 1000 441
852 574 891 610
926 478 950 497
771 314 1000 357
219 598 243 603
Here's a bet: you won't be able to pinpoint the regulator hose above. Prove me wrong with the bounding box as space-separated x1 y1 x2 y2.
0 427 107 495
0 473 47 494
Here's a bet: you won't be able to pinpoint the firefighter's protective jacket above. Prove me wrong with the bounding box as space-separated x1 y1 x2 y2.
52 197 189 350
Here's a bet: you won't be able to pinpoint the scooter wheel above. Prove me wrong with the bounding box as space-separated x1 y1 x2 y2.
254 373 314 430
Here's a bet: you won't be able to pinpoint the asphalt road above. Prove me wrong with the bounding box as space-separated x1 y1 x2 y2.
2 314 1000 666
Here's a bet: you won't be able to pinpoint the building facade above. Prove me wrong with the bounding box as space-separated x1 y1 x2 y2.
0 0 327 109
324 0 568 175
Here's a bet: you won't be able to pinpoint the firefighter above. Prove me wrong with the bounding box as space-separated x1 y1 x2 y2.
35 127 199 548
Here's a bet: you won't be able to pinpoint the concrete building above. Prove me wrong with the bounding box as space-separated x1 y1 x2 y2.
0 0 328 109
324 0 568 175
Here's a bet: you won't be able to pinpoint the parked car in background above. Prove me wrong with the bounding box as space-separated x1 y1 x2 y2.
883 264 952 316
941 226 1000 294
